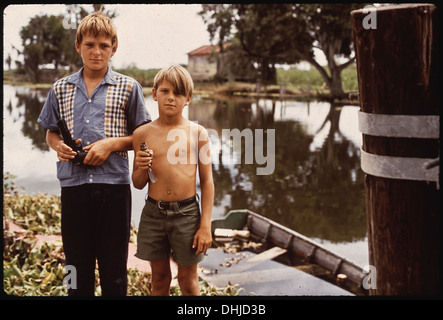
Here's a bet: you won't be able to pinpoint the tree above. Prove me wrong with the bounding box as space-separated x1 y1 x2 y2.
20 15 49 82
200 4 311 87
234 4 312 87
293 4 362 99
6 54 12 70
199 4 362 99
208 40 256 82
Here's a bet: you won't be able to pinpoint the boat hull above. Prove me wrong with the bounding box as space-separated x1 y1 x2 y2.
211 209 369 295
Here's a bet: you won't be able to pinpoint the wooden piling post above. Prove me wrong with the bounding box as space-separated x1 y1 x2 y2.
351 4 439 295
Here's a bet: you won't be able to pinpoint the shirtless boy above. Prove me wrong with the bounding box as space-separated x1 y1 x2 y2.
132 65 214 296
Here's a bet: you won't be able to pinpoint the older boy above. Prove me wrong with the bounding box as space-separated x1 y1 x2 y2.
132 65 214 296
37 12 151 296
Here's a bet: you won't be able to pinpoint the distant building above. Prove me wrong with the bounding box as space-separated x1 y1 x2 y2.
187 44 220 81
187 43 255 82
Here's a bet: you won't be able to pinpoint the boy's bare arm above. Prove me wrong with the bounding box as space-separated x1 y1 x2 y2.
47 128 134 166
82 135 133 166
193 127 214 254
132 126 151 189
46 129 77 162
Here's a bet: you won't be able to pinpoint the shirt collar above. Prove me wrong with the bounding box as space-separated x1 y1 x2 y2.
103 67 119 85
66 66 118 86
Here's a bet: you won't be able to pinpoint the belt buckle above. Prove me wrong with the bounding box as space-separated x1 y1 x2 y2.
157 200 172 210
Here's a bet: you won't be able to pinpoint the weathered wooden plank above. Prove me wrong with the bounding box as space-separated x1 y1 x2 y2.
214 228 250 239
246 247 287 263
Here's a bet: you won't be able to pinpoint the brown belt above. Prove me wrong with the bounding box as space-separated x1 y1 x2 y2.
146 195 197 210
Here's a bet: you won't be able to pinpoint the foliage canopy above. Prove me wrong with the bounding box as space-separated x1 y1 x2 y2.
199 3 364 98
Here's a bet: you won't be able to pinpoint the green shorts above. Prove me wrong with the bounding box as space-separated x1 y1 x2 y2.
135 195 204 266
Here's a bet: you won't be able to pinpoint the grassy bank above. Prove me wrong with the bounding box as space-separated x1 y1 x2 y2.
119 64 359 100
4 64 358 100
115 64 359 94
3 173 241 296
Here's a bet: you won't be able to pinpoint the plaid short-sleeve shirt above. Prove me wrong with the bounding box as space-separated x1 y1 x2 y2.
38 67 151 187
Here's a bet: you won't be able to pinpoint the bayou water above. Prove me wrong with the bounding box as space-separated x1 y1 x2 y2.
3 84 368 266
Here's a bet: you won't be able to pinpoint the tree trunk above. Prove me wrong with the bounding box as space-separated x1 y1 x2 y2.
352 4 439 295
307 55 348 100
328 65 346 100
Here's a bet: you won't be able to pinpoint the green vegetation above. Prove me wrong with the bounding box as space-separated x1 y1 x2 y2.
277 64 358 93
4 63 358 99
116 61 359 97
199 4 362 99
114 66 161 88
119 63 359 96
3 173 242 296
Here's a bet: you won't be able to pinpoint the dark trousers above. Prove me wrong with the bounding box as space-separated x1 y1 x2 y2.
61 184 131 296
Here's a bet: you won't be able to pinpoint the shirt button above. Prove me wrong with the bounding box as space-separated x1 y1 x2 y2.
86 141 91 145
88 99 92 103
86 119 90 124
89 179 93 183
90 174 93 178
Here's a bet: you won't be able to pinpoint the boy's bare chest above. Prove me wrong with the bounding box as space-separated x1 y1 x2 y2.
148 127 198 162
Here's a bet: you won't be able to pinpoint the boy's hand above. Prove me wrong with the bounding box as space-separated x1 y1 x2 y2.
135 149 153 171
192 226 212 255
55 139 80 162
82 139 113 166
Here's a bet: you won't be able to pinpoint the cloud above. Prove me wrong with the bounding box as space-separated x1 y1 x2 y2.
110 4 210 69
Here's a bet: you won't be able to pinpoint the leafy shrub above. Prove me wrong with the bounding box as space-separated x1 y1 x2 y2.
3 173 242 296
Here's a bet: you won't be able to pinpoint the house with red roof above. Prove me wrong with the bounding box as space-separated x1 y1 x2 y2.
187 43 255 82
187 44 221 81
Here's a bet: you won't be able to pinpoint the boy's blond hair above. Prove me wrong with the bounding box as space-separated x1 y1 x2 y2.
76 12 118 52
153 65 194 98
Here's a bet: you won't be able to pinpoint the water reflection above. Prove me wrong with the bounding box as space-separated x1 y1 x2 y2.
189 96 366 242
4 86 50 151
3 85 366 246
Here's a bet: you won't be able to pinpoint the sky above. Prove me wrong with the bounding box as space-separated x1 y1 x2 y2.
3 3 331 71
3 4 212 70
